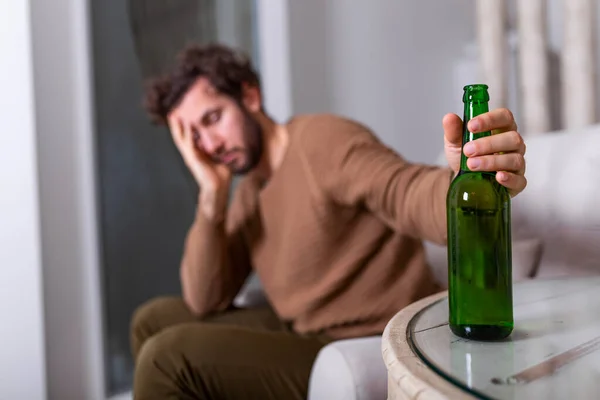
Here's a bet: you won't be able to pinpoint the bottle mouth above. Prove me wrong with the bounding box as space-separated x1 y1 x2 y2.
463 84 489 91
463 84 490 102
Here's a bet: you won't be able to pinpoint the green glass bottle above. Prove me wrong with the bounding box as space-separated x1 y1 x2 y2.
446 84 513 341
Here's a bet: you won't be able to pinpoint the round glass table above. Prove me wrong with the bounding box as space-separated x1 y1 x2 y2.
382 276 600 399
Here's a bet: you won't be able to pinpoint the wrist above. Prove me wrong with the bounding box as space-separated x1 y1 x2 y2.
198 186 228 223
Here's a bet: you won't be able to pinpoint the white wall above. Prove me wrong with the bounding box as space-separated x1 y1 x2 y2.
287 0 476 163
30 0 105 399
0 0 47 399
256 0 293 123
285 0 600 160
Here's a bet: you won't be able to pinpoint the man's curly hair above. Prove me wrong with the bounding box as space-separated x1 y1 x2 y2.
144 44 261 125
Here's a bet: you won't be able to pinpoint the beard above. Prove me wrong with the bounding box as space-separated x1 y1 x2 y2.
228 108 264 175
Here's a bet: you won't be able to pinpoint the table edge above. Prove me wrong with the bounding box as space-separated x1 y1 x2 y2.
381 291 478 400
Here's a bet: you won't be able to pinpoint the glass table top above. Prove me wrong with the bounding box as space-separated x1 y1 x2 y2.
408 276 600 399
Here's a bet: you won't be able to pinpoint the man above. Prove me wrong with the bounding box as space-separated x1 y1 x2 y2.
131 44 526 399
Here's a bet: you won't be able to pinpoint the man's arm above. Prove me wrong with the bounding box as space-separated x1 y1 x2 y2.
179 192 252 316
165 117 252 316
299 115 453 245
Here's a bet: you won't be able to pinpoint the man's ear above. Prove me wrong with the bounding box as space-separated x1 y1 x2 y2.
241 83 262 113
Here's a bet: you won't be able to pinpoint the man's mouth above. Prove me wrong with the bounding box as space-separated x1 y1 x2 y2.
220 152 238 165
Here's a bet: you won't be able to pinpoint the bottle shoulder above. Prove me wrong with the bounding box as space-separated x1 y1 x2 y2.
447 171 510 208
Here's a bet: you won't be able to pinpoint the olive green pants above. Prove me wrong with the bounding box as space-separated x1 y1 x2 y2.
130 297 331 399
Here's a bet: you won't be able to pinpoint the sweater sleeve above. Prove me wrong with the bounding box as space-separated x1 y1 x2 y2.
179 181 253 315
298 115 453 245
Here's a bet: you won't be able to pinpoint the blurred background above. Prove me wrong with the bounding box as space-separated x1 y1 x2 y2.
1 0 599 399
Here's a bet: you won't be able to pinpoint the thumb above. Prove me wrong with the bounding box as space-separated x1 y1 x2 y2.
443 113 463 148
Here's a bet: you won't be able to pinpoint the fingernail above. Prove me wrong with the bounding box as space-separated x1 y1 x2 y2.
468 158 480 169
464 143 475 156
498 172 507 181
469 119 480 132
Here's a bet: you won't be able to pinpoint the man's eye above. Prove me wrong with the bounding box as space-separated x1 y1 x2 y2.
207 110 221 124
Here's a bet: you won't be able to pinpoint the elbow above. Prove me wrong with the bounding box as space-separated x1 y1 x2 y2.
182 292 210 317
181 281 229 317
179 258 233 317
180 269 214 317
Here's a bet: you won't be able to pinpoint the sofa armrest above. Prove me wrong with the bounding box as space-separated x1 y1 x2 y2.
308 336 387 400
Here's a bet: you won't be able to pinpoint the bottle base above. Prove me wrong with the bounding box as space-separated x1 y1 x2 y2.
450 324 513 341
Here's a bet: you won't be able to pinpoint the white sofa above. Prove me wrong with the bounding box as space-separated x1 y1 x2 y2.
235 124 600 400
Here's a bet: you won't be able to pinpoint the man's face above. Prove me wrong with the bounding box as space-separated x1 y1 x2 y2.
170 77 263 175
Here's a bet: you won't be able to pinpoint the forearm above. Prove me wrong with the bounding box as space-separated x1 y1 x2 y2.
180 192 235 316
319 141 454 244
298 115 457 246
401 165 454 245
359 161 453 245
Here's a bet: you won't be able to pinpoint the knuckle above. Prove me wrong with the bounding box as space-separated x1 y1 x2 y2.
511 131 523 147
511 175 527 192
514 154 525 170
502 108 514 122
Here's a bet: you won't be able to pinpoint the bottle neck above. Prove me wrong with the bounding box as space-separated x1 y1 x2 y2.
459 100 491 172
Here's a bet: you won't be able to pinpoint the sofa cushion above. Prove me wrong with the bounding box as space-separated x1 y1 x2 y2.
425 238 544 288
509 125 600 277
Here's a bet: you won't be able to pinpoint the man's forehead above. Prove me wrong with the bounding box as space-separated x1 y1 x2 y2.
191 77 219 97
173 78 219 117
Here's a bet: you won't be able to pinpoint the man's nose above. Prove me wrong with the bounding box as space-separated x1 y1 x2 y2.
202 131 225 155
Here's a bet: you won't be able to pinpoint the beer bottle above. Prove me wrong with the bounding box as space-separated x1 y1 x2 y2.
446 84 513 340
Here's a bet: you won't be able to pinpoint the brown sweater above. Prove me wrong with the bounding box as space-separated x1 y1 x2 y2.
182 114 453 339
